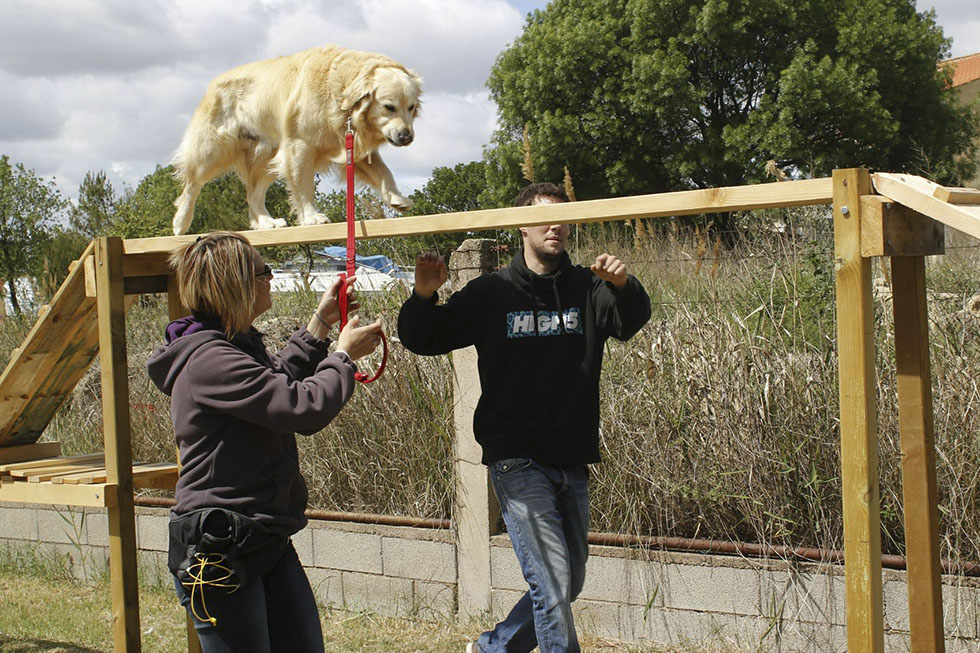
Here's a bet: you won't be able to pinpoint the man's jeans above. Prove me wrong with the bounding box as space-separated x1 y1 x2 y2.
478 458 590 653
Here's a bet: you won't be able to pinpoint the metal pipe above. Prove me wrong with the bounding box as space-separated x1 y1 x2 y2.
585 531 980 577
134 496 450 530
133 497 979 576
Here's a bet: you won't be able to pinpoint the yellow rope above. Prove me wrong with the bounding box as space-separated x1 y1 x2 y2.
181 552 240 626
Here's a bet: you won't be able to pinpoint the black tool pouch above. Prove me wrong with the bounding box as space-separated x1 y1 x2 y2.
168 507 289 591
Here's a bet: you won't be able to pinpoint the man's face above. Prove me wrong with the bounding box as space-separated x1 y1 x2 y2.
520 196 569 261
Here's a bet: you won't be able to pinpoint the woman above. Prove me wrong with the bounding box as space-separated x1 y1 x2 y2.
147 231 382 652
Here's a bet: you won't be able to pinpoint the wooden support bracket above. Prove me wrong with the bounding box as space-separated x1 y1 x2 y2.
860 196 944 258
933 185 980 205
85 253 169 297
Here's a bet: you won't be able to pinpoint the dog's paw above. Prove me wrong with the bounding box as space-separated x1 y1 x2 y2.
387 195 413 213
253 216 288 230
299 212 329 226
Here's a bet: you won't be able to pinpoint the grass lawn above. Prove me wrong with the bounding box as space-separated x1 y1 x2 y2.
0 568 708 652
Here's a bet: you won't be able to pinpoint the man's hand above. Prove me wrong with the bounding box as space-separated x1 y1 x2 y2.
414 252 447 300
591 253 628 288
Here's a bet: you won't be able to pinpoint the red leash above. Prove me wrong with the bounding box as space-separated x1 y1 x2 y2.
339 121 387 383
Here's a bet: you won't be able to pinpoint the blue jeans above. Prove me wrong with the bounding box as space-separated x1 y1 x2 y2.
173 540 324 653
478 458 590 653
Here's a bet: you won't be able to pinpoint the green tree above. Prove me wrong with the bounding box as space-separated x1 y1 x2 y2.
398 160 517 261
41 227 90 297
70 170 121 238
0 155 64 314
116 166 293 238
485 0 979 205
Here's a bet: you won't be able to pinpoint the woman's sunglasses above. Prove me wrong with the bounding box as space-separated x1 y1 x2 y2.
255 264 273 280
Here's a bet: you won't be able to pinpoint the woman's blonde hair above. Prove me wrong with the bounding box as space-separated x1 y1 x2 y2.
170 231 257 338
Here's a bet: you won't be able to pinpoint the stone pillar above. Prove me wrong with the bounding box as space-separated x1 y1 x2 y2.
449 239 501 621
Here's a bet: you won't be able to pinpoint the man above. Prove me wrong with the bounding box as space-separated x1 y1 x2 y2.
398 182 651 653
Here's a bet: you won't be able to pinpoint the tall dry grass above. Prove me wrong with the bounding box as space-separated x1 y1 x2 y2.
4 207 980 564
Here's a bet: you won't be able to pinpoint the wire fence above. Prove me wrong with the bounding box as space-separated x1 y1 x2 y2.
4 206 980 568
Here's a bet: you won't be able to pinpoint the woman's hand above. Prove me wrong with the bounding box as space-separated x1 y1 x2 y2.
308 275 359 338
336 315 384 362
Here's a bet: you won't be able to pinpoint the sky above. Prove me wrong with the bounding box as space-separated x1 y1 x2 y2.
0 0 977 208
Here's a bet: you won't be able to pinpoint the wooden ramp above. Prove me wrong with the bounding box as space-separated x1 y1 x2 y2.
873 173 980 240
0 242 102 447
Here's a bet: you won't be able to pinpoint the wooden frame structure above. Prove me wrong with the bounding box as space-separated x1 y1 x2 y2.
1 169 978 651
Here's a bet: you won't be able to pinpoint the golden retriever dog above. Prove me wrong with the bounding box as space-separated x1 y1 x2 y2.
171 45 422 235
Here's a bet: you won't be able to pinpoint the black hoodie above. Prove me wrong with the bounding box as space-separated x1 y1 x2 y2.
398 249 650 467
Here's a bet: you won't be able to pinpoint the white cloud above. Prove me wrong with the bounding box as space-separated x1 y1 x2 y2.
925 0 980 57
3 0 975 207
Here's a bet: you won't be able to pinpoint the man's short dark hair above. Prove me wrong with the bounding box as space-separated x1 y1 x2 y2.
514 182 569 207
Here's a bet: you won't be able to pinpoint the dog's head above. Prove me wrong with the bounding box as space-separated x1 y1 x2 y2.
343 65 422 147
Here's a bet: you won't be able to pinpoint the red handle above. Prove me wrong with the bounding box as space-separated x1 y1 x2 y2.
337 273 387 384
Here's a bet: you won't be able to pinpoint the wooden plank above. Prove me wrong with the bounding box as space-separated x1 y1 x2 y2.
0 481 118 508
933 185 980 204
0 453 103 474
123 252 171 277
84 254 96 298
0 441 61 464
132 462 179 490
121 178 836 260
891 255 945 652
53 461 175 485
834 168 884 653
860 196 944 257
51 467 108 484
123 275 169 295
25 462 108 483
874 173 980 240
95 236 142 652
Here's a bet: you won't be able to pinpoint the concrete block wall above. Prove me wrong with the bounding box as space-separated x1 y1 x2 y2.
5 501 980 651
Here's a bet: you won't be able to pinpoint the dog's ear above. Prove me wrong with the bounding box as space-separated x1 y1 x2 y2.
341 68 376 114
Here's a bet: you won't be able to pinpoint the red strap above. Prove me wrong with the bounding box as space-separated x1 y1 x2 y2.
341 126 387 383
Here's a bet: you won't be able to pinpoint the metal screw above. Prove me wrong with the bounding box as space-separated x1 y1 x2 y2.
841 206 850 216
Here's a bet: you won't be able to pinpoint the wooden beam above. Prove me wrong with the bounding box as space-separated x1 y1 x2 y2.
860 196 944 257
121 178 835 260
0 441 61 464
874 173 980 240
834 168 884 653
891 255 945 652
0 453 103 474
95 237 142 653
0 481 118 507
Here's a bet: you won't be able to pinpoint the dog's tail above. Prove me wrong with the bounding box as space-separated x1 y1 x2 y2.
171 91 236 185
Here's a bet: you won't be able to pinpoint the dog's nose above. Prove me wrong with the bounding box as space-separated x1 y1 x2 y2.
395 130 414 146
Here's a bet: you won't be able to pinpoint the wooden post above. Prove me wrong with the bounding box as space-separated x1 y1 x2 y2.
95 237 141 652
891 255 945 652
165 270 202 653
166 273 187 322
450 239 502 621
833 168 884 653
